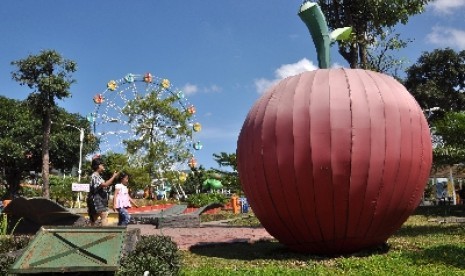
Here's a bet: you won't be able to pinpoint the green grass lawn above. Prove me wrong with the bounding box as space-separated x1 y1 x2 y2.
182 206 465 275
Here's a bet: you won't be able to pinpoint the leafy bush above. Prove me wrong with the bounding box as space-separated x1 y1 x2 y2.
0 254 15 275
135 198 180 206
0 235 30 254
0 235 31 274
50 175 77 205
118 235 181 276
186 193 228 208
227 213 262 227
19 185 42 198
19 175 77 206
200 211 236 222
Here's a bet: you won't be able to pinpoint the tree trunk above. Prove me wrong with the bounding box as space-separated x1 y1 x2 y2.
5 169 22 199
358 33 368 69
349 42 359 68
343 0 359 68
41 110 51 199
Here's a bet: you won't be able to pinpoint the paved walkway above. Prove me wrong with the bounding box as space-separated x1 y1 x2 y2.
127 220 274 250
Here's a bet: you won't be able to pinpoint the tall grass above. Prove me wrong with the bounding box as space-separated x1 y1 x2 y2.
182 205 465 275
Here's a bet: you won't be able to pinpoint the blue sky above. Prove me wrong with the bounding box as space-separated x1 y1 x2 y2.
1 0 464 170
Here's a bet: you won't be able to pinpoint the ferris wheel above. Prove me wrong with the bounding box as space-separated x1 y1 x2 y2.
90 73 202 170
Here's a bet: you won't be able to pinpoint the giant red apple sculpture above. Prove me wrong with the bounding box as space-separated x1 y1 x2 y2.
236 3 432 254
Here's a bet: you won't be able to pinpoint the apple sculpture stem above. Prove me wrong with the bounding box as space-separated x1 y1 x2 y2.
298 1 352 69
298 2 330 69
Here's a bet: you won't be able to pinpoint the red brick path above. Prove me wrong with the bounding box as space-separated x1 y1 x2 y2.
127 222 274 250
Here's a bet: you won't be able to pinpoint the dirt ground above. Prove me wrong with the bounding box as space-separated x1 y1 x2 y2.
127 221 274 250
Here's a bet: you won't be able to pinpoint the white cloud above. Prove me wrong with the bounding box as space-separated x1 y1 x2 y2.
275 58 318 79
254 78 278 95
331 62 344 69
430 0 465 14
204 84 222 93
427 26 465 49
254 58 318 94
181 83 222 95
181 83 198 95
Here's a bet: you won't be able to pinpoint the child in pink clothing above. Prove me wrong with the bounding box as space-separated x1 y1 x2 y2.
113 172 138 226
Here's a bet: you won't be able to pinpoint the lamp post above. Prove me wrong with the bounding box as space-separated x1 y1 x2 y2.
66 124 85 207
66 124 84 181
423 107 443 205
424 106 440 120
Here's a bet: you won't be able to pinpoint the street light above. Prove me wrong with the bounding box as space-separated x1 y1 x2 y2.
65 124 85 182
65 124 85 208
424 107 440 120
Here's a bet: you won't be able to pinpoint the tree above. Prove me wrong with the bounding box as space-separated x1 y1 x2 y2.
11 50 77 198
316 0 431 68
212 152 241 193
0 96 91 198
431 112 465 166
121 85 194 179
212 152 237 171
96 152 150 193
0 96 39 198
404 48 465 121
366 28 413 78
404 48 465 167
184 165 207 194
51 108 98 175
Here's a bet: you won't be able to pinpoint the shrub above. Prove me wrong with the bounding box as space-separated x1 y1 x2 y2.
0 254 15 275
50 175 76 206
186 193 228 208
0 235 31 254
118 235 181 276
0 235 32 274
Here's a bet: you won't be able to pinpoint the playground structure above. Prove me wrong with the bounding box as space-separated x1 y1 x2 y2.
91 72 202 175
130 203 224 228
